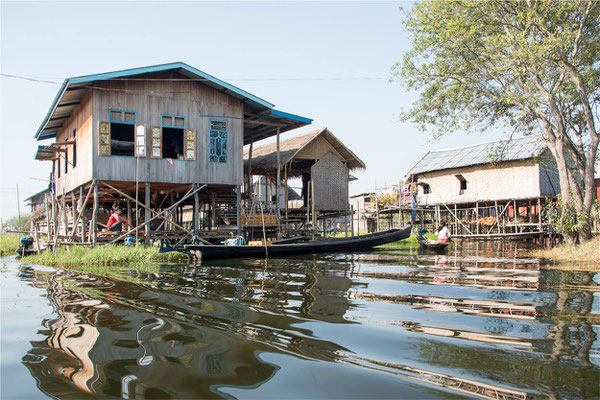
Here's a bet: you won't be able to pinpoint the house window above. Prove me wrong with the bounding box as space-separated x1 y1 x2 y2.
423 183 431 194
161 114 185 159
109 109 136 156
72 128 77 168
209 120 228 163
456 174 467 194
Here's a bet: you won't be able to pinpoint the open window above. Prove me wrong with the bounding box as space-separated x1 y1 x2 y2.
456 174 467 194
109 109 136 156
417 182 431 194
161 115 185 160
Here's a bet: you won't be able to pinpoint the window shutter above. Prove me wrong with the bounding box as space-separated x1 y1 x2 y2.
184 129 196 160
151 126 162 158
135 124 146 157
99 121 111 156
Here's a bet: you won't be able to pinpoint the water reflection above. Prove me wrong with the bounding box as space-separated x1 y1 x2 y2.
6 240 598 399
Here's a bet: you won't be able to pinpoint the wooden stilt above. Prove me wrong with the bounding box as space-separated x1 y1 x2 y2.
79 186 86 242
44 195 51 245
276 127 281 239
105 184 209 246
92 181 98 247
194 183 199 238
236 185 242 236
70 182 94 241
145 182 151 246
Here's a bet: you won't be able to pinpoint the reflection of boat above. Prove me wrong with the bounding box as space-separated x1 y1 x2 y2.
185 226 412 260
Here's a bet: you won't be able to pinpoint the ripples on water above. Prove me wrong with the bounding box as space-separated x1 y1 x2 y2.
1 241 599 399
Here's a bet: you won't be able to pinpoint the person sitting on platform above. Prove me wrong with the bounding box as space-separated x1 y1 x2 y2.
106 209 130 232
435 221 451 243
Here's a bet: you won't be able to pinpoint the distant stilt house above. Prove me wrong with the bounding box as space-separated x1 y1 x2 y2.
406 136 561 238
243 127 365 238
32 62 311 247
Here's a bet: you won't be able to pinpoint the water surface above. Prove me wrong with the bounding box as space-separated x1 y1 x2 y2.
1 240 598 399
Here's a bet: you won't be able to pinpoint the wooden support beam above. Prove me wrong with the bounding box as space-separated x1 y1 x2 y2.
92 181 98 246
104 184 208 246
100 181 206 242
276 127 281 239
69 181 94 241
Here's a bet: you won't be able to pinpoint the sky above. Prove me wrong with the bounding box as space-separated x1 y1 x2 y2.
0 0 509 222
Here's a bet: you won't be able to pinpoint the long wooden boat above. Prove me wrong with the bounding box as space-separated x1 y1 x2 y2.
185 226 412 260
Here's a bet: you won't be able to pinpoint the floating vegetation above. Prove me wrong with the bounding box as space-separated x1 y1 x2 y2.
22 245 189 267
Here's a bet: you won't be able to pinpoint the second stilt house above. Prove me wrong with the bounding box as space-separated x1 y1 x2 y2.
243 127 365 236
405 135 560 237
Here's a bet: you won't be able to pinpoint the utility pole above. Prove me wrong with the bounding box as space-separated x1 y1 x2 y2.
16 184 22 233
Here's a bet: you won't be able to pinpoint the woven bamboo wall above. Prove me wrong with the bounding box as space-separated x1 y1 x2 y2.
312 153 348 211
415 159 556 206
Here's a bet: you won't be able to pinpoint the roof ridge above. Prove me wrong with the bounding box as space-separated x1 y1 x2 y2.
426 135 542 154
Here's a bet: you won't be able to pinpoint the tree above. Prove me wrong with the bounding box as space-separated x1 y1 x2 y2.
394 0 599 243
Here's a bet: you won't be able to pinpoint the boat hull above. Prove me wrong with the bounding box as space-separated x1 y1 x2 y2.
185 226 412 260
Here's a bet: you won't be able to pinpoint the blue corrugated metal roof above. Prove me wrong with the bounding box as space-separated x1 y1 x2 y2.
34 62 311 140
406 135 548 177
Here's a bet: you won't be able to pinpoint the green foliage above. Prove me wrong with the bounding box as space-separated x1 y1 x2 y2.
0 234 20 256
395 0 600 238
377 192 399 208
545 195 589 238
1 214 31 232
376 233 438 249
23 245 189 267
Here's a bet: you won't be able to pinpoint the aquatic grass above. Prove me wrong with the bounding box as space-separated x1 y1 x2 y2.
0 234 20 256
376 233 437 249
531 235 600 269
23 244 189 267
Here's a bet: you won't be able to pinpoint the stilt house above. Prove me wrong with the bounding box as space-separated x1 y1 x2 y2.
33 62 311 246
243 127 365 236
405 135 561 237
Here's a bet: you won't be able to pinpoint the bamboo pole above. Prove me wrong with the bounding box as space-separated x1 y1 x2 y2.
104 184 208 246
92 181 98 247
194 183 199 238
284 162 289 231
248 140 253 196
100 181 200 239
311 179 316 233
145 183 150 245
276 127 281 239
69 182 94 241
79 186 86 242
44 195 51 244
442 202 473 235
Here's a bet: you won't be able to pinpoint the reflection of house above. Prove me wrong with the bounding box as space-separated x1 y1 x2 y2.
243 127 365 236
32 62 311 246
406 136 560 238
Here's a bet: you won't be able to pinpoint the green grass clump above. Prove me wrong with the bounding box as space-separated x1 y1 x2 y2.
0 234 20 256
376 233 438 249
23 244 189 267
531 235 600 268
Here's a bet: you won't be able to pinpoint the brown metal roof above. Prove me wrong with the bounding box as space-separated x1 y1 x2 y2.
244 127 366 177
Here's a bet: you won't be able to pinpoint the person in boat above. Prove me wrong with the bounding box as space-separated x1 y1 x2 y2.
435 221 451 243
106 208 130 232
